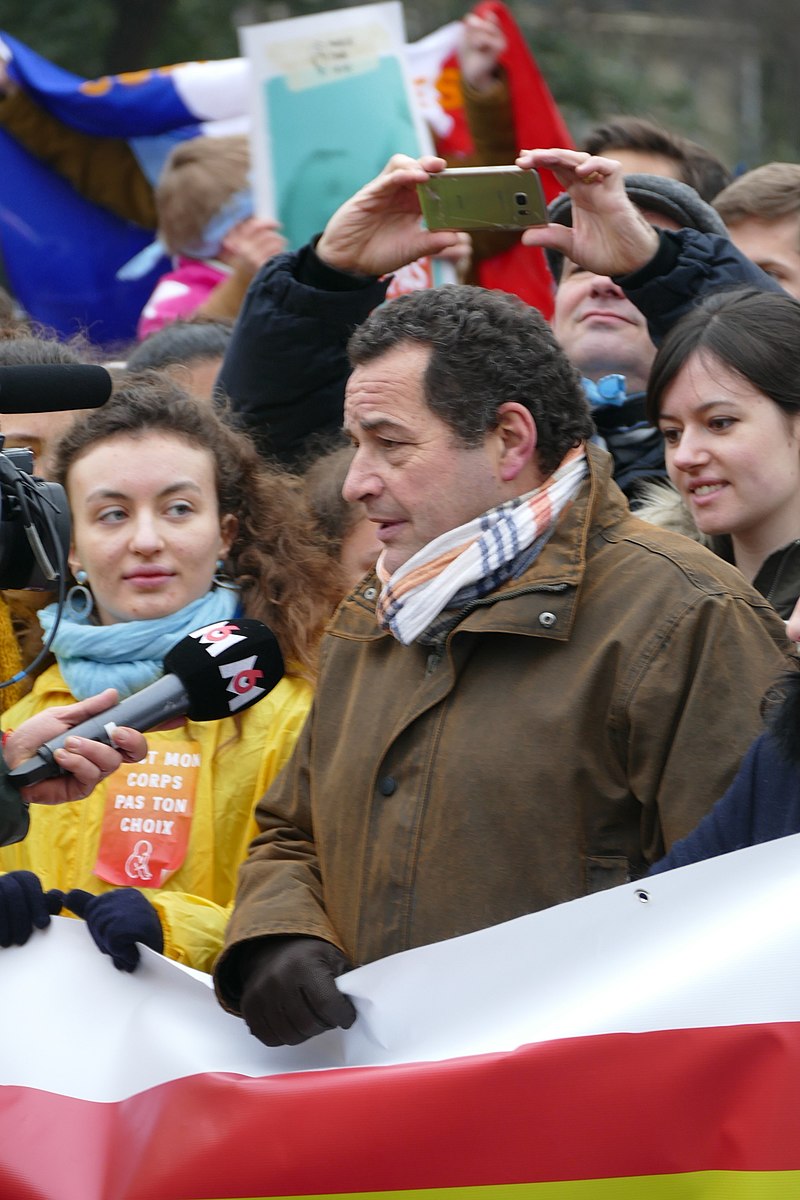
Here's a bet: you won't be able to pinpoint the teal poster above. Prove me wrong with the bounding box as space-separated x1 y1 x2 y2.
240 3 450 289
267 57 418 249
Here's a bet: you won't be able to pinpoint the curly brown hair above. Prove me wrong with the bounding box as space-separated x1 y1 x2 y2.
51 373 340 674
348 285 593 477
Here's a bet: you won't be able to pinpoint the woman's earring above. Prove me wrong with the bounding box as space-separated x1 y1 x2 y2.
65 568 94 619
212 558 237 591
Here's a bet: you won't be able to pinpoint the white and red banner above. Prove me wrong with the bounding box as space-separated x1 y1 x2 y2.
3 833 800 1198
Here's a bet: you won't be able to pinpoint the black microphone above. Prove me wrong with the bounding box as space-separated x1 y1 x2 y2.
7 617 284 788
0 365 113 413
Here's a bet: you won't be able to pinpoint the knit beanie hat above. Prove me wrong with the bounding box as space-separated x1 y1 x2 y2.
545 173 729 282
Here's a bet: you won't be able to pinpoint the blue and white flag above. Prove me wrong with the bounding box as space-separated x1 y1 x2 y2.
0 33 250 344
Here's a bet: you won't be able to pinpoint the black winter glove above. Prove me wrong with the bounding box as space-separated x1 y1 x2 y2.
62 887 164 972
0 870 63 947
240 935 357 1047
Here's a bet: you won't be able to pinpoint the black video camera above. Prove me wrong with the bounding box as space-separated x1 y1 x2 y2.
0 362 113 595
0 442 70 591
0 362 113 692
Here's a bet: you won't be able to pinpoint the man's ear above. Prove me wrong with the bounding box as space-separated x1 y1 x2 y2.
493 403 539 484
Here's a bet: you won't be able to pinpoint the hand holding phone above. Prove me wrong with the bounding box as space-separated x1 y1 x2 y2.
417 166 547 232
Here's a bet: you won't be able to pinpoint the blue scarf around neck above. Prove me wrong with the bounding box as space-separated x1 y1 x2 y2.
38 588 241 701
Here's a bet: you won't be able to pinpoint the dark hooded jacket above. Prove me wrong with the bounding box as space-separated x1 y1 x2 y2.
617 228 785 344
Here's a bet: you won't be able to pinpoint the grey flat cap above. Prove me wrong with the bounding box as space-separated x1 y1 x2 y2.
545 172 728 281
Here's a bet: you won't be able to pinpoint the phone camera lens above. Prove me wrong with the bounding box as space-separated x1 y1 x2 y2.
514 192 528 206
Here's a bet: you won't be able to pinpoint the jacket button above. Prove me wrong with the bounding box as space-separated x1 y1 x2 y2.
364 587 378 601
538 611 557 628
378 776 397 796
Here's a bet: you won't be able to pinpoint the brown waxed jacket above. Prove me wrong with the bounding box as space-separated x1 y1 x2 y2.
217 444 790 1002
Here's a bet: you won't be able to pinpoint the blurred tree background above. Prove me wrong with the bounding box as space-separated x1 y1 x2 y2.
2 0 798 168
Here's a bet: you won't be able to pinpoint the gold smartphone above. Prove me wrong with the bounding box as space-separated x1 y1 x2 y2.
417 166 547 232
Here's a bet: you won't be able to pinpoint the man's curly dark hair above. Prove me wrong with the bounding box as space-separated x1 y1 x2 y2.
347 285 593 477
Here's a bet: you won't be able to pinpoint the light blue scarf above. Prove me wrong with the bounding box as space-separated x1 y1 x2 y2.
38 588 241 701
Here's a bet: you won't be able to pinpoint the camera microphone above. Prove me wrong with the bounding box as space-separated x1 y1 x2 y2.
0 365 113 413
7 617 285 788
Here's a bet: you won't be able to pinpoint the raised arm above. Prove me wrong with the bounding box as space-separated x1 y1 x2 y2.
516 147 660 274
217 154 460 465
313 152 459 276
516 146 785 342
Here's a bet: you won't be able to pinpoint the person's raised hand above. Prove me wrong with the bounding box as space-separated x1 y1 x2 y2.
222 217 287 276
4 688 147 807
515 148 660 276
239 934 357 1046
459 11 507 93
315 154 461 278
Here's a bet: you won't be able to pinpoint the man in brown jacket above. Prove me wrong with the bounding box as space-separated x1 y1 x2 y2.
214 156 790 1048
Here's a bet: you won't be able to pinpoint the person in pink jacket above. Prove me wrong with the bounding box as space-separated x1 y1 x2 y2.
131 135 286 340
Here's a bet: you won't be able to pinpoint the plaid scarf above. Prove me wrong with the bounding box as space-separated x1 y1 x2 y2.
376 445 587 645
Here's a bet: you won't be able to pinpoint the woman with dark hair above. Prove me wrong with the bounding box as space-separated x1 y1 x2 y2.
643 289 800 873
0 374 340 973
645 287 800 619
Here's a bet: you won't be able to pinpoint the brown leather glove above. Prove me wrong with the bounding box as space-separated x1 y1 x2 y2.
240 934 357 1046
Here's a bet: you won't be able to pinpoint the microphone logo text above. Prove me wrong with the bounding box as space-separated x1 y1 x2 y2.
189 621 245 658
219 655 265 712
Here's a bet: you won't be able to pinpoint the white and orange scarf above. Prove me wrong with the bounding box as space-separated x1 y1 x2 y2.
376 445 587 645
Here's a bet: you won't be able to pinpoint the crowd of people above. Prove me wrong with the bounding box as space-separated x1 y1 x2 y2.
0 9 799 1063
